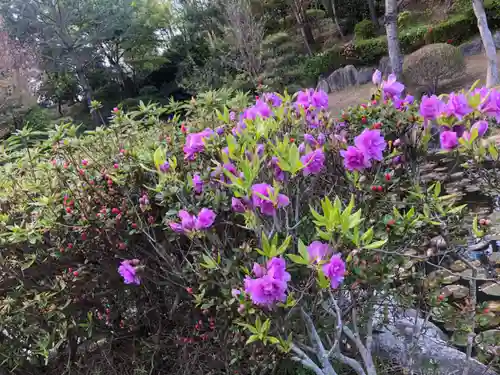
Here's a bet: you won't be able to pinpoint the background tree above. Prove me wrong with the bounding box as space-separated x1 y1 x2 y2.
471 0 498 87
385 0 403 79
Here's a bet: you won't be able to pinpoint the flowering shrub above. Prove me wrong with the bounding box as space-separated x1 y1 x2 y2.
0 74 499 375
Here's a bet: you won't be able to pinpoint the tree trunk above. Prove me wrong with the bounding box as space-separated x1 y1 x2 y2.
323 0 344 39
331 0 344 39
367 0 378 27
471 0 498 87
292 0 316 56
385 0 403 79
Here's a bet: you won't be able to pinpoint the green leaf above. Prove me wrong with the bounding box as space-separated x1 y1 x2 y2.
268 336 280 345
153 147 166 170
317 269 330 289
200 254 217 269
246 335 260 345
448 204 467 214
433 182 441 198
364 239 387 250
298 239 308 260
488 143 498 160
287 254 309 265
362 227 374 244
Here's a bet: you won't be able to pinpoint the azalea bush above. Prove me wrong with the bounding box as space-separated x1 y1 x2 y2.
0 72 499 375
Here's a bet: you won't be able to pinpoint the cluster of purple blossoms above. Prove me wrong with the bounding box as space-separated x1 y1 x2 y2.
263 92 283 107
118 259 141 285
479 88 500 121
231 197 252 213
159 161 170 173
441 120 489 150
303 133 326 147
445 93 472 119
296 89 329 111
301 149 325 176
241 100 272 121
381 73 405 99
307 241 332 263
244 257 291 306
183 128 215 160
340 129 386 171
323 255 346 289
170 208 216 233
251 183 290 216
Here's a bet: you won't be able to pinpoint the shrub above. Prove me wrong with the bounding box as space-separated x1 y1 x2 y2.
403 43 466 93
354 19 376 39
397 10 413 29
2 71 500 375
300 47 347 81
351 37 388 65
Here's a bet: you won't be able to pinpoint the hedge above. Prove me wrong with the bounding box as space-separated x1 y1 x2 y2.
351 3 500 66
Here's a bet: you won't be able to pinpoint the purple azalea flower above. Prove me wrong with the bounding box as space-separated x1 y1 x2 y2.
382 74 405 97
179 210 196 231
307 241 331 263
304 133 317 146
251 183 290 216
317 133 326 145
232 122 247 136
159 161 170 173
340 146 372 171
322 255 346 289
480 89 500 121
192 174 204 194
269 157 285 181
253 262 266 278
242 100 272 120
118 260 141 285
420 95 444 120
169 222 184 233
231 197 247 213
472 120 489 137
195 208 216 230
215 126 225 135
440 130 458 151
244 275 288 306
229 111 236 122
266 257 291 282
446 93 472 120
263 92 283 107
244 257 291 306
298 142 306 153
296 89 329 110
354 129 387 161
183 129 214 160
372 69 382 85
231 289 241 298
301 149 325 176
256 144 265 157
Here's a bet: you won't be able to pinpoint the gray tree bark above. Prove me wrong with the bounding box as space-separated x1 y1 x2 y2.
471 0 499 87
384 0 403 80
367 0 378 28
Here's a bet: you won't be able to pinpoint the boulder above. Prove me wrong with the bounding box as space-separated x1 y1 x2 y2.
316 79 330 93
357 67 374 85
326 65 359 92
378 56 392 76
460 37 483 56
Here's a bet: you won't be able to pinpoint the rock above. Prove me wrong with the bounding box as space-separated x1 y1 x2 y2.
441 284 469 299
378 56 391 76
480 282 500 296
430 235 447 249
460 37 483 56
357 67 374 85
460 268 490 280
316 79 330 93
373 304 497 375
325 65 359 92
